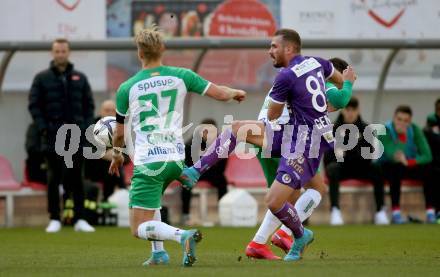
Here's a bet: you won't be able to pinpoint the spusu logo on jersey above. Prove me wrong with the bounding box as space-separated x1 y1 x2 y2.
138 79 175 91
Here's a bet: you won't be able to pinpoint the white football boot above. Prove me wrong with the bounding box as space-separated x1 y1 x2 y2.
330 207 344 226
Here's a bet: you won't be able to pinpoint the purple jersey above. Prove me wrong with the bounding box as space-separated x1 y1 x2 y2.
269 55 334 127
266 55 335 189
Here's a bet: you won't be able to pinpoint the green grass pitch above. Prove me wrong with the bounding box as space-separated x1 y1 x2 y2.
0 225 439 276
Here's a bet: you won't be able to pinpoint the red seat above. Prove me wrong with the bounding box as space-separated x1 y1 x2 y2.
325 177 423 188
22 163 46 191
401 179 423 187
339 179 371 187
224 154 266 188
0 155 21 191
195 180 215 189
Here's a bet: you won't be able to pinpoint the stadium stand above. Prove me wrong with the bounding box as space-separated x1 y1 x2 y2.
1 154 425 226
337 179 422 194
0 155 45 227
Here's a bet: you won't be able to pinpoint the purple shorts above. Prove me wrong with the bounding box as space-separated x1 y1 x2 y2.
262 123 333 190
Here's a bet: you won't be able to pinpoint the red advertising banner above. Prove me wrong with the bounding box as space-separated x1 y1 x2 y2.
208 0 276 37
107 0 278 92
200 0 277 89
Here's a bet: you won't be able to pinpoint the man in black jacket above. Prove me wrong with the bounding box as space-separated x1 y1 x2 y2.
324 97 388 225
28 38 95 233
25 122 47 184
424 98 440 222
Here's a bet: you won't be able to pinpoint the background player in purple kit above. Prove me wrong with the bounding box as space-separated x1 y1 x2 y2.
178 28 343 261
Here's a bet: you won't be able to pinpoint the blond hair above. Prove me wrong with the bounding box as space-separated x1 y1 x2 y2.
135 25 164 63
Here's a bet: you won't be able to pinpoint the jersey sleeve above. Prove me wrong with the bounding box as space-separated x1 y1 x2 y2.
314 56 335 80
183 69 211 95
326 80 353 109
268 72 290 104
413 124 433 165
116 83 129 116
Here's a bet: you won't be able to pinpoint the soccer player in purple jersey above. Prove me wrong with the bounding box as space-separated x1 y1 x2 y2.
178 28 343 261
247 58 356 260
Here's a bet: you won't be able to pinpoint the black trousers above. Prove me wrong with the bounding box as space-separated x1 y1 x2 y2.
381 162 436 210
427 164 440 214
325 161 385 211
84 159 126 201
181 174 227 215
46 152 85 222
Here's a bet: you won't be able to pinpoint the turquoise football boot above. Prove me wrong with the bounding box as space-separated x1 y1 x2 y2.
177 166 200 189
142 250 170 266
180 229 203 267
284 228 314 262
426 210 436 224
392 211 405 224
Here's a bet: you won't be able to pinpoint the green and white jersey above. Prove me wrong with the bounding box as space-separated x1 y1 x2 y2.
116 66 210 166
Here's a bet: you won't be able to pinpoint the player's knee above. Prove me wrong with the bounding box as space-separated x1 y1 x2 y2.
288 190 301 203
306 182 326 197
314 184 326 197
265 193 280 212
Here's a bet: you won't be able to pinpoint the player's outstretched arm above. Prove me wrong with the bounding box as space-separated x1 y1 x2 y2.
205 84 246 102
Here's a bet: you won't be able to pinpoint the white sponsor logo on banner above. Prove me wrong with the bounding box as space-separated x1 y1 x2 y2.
281 0 440 90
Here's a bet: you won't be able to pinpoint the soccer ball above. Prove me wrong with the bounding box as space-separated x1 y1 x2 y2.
93 116 117 148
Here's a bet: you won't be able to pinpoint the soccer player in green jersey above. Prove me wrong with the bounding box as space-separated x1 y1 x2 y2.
108 26 246 267
246 58 356 260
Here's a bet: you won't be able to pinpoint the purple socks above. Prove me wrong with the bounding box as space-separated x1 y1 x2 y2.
193 128 237 175
273 202 304 239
